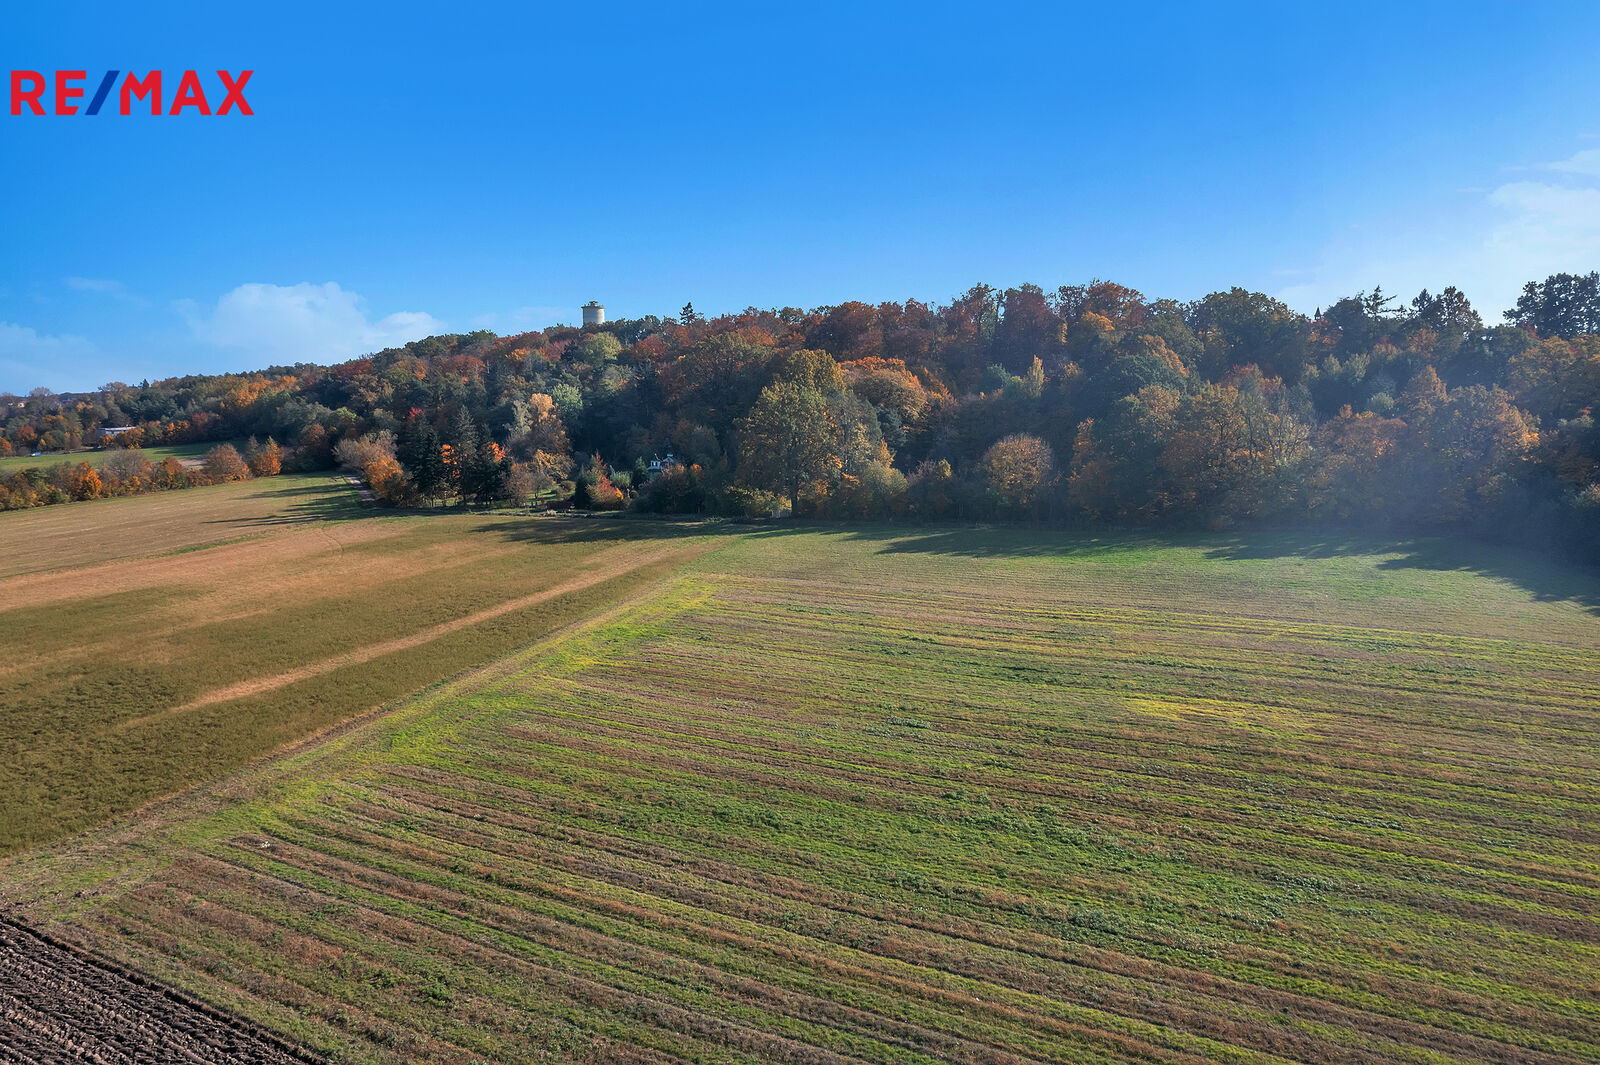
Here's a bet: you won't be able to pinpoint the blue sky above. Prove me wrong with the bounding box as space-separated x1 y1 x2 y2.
3 1 1600 393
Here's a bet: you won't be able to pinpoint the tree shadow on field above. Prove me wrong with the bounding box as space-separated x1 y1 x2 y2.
200 478 370 527
1204 530 1600 616
739 521 1188 561
485 514 731 547
739 521 1600 616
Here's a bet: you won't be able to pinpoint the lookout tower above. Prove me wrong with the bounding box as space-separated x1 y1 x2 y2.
582 301 605 326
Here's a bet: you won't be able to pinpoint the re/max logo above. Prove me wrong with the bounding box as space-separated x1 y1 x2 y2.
8 70 253 116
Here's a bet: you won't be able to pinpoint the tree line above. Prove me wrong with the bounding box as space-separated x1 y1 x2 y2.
2 272 1598 559
0 440 281 509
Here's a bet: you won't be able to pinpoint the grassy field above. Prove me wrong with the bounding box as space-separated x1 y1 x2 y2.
0 440 221 474
3 525 1597 1064
0 479 717 852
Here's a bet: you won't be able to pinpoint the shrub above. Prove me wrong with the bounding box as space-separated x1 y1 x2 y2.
203 444 252 483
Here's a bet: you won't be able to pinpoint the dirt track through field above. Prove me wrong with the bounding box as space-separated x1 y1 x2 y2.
0 916 319 1064
116 540 705 730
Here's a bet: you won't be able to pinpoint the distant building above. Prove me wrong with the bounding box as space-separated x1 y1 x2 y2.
582 301 605 326
647 447 676 479
96 426 136 438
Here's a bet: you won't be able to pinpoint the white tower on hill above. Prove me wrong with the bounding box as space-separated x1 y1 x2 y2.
582 301 605 326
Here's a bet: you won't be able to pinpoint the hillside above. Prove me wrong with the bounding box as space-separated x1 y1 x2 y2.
4 275 1599 562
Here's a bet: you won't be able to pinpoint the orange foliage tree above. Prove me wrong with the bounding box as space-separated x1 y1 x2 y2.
981 434 1055 517
202 444 252 483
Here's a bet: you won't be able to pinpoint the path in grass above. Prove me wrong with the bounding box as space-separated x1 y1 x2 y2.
4 526 1596 1064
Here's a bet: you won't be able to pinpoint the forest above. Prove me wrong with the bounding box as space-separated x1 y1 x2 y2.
3 271 1599 559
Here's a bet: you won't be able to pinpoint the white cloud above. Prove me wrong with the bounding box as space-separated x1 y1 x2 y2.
0 322 109 394
1546 148 1600 177
1277 145 1600 322
1485 181 1600 266
182 282 446 365
65 276 150 307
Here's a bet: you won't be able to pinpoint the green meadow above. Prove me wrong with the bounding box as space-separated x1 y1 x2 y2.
0 440 221 474
4 524 1597 1064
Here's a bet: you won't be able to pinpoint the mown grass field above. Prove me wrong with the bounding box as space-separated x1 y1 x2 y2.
0 440 221 475
0 478 716 851
0 473 361 578
4 525 1597 1064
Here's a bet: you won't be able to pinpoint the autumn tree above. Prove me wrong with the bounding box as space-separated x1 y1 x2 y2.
665 334 775 441
502 462 538 505
1189 288 1310 382
1309 407 1409 521
203 443 252 483
841 357 929 423
1508 334 1600 423
518 394 571 457
807 302 882 361
1405 383 1536 525
573 453 624 510
906 458 957 519
994 284 1063 373
335 432 414 505
296 424 334 469
981 434 1056 517
61 462 102 500
736 381 837 513
248 437 282 477
1155 384 1309 524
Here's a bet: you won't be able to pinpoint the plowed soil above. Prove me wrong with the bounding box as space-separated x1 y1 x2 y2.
0 917 318 1064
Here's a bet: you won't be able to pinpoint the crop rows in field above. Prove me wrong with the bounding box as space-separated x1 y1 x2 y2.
6 528 1597 1064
